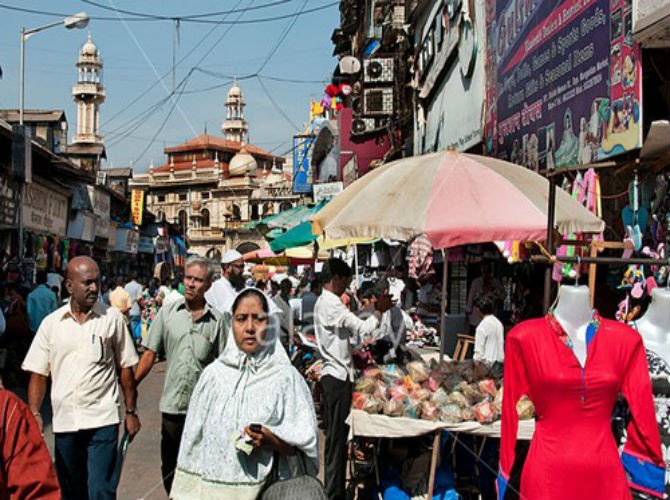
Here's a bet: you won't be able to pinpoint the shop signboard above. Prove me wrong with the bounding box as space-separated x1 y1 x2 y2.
485 0 642 170
131 190 144 226
23 182 68 236
0 175 18 229
113 227 139 254
313 182 343 204
416 0 487 154
342 155 358 188
86 186 111 239
138 236 154 254
292 134 315 194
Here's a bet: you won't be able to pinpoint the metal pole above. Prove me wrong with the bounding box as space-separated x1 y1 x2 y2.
354 243 359 292
19 29 25 125
542 176 557 313
439 249 449 362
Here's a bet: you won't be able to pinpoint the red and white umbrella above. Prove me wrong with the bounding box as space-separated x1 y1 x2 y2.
310 150 604 249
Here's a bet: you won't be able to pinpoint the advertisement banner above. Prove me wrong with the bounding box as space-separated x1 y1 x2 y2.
131 190 144 226
485 0 642 170
313 182 343 204
292 134 315 194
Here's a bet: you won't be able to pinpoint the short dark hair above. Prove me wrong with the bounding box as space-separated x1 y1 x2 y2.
171 278 180 289
232 288 269 315
36 270 48 285
321 258 352 283
475 295 494 315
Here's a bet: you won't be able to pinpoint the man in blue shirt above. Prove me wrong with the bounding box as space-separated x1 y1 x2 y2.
27 271 58 334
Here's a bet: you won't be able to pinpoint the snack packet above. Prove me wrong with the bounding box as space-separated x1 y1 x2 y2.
516 395 535 420
383 398 404 417
421 401 439 421
478 379 497 398
406 361 430 383
474 400 496 424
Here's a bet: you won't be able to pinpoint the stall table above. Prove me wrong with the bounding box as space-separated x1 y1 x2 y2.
347 410 535 497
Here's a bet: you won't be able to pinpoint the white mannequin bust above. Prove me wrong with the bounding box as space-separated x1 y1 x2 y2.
635 288 670 366
553 285 592 367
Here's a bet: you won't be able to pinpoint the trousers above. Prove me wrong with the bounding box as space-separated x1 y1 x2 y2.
54 424 119 500
320 375 352 500
161 412 186 496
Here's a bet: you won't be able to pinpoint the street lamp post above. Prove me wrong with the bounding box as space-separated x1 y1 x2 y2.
16 12 89 263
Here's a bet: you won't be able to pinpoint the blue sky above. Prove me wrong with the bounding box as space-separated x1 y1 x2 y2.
0 1 339 170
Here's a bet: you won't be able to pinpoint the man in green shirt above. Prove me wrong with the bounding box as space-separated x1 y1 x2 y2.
135 255 225 495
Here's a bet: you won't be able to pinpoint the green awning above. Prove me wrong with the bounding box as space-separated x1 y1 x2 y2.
267 201 327 230
269 222 318 253
264 228 285 240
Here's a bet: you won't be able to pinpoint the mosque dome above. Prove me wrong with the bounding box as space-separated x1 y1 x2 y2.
228 84 242 98
81 33 98 56
228 146 257 176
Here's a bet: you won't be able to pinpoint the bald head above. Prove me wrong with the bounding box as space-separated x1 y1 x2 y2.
67 256 99 280
66 256 100 311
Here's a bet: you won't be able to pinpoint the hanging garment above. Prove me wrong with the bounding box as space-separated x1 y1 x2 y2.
408 234 433 281
499 312 664 500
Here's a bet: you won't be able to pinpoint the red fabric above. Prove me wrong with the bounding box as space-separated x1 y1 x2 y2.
0 390 60 499
500 315 663 500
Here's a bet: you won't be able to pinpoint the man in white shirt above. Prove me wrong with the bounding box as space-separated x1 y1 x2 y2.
273 278 294 353
23 256 140 500
472 296 504 363
466 261 504 333
314 259 393 500
161 278 184 308
205 250 245 313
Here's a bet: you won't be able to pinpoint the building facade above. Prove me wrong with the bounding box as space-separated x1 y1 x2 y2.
133 84 301 258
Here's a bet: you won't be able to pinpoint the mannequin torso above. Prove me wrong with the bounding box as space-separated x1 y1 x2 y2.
635 288 670 367
553 285 592 367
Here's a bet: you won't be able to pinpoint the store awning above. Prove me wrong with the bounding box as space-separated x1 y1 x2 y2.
270 222 316 253
266 201 327 230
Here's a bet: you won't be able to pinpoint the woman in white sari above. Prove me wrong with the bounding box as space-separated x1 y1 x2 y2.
170 288 319 499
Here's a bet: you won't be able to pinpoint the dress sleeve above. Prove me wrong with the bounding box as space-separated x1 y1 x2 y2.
498 331 530 500
2 391 60 499
620 336 665 498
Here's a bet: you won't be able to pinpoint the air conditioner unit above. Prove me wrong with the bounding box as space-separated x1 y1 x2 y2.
363 88 394 116
364 58 394 83
351 116 389 135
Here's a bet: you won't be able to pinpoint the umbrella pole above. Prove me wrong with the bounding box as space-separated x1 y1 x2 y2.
439 249 449 362
354 244 359 292
543 175 557 313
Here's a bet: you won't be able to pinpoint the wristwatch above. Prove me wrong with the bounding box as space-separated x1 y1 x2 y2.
125 407 138 416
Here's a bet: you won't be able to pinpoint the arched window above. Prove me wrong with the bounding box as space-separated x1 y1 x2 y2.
251 204 259 220
279 201 293 212
262 202 273 217
201 208 210 227
232 204 241 221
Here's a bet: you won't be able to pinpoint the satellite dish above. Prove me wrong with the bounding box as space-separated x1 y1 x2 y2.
339 56 361 74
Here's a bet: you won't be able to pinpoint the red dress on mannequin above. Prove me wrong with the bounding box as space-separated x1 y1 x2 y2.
498 312 664 500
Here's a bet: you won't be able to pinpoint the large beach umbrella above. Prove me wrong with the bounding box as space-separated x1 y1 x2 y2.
310 150 604 248
310 149 605 359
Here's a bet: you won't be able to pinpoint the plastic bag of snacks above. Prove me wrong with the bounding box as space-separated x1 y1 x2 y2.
406 361 430 383
363 367 384 380
381 364 406 383
516 395 535 420
460 406 475 421
352 392 369 410
421 401 439 421
426 371 445 392
411 387 432 402
373 380 389 401
493 386 503 413
478 379 497 398
440 404 464 423
431 387 450 405
447 391 470 408
474 400 496 424
383 399 404 417
355 377 377 394
403 396 423 419
460 383 486 404
353 392 383 414
389 382 410 401
402 375 421 393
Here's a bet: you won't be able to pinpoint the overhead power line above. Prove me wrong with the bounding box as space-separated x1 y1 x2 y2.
0 1 337 24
